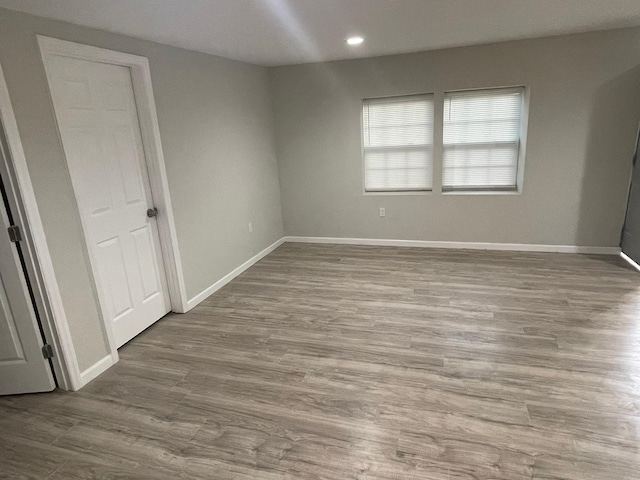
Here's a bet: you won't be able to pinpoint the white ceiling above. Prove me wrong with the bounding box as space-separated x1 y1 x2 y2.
1 0 640 66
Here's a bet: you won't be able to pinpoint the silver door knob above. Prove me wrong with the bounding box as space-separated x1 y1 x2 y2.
147 208 158 218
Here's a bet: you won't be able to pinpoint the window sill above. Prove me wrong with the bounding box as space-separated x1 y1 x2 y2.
442 189 521 196
364 190 433 196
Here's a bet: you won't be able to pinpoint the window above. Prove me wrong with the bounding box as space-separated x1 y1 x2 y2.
443 87 525 191
362 94 434 192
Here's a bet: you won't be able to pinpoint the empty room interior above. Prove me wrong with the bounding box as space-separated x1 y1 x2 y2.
1 0 640 478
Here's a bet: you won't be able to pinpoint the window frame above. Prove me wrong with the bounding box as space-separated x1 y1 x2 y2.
361 92 436 195
441 86 529 194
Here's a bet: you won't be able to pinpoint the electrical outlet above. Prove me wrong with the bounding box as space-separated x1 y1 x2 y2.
379 207 386 217
248 222 253 233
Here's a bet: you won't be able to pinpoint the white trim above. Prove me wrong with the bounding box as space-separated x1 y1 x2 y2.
620 252 640 272
186 237 285 310
284 236 620 255
79 354 115 386
0 61 81 390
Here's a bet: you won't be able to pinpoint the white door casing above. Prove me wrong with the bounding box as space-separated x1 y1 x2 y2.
0 58 79 391
0 153 55 395
43 54 171 348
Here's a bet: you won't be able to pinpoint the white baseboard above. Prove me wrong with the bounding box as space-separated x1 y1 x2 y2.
283 236 621 255
78 353 116 389
186 237 286 310
620 252 640 272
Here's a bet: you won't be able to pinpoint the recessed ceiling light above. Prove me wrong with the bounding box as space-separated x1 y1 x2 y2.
347 36 364 46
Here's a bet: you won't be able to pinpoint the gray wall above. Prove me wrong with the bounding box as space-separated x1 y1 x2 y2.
0 8 284 371
271 28 640 247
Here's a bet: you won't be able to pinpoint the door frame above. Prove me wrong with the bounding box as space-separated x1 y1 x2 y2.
0 37 187 390
0 138 56 394
0 60 77 389
37 36 188 371
619 119 640 271
38 35 187 314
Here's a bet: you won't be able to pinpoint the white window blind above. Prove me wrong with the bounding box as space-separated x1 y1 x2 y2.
443 87 524 191
363 94 434 191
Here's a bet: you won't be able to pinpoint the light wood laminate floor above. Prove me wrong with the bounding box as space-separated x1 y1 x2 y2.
2 243 640 479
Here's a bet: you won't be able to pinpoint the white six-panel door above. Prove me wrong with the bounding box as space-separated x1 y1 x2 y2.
44 54 171 348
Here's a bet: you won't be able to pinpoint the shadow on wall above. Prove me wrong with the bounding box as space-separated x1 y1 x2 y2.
576 65 640 247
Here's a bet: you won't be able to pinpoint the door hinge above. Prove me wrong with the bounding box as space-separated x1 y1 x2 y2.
42 344 54 359
7 225 22 243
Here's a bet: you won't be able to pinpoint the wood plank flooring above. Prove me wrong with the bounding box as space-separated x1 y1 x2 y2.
2 243 640 479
